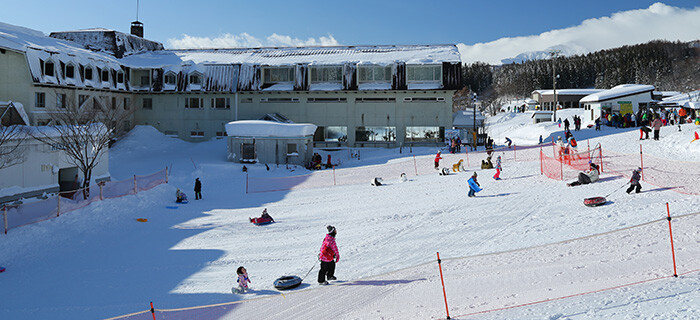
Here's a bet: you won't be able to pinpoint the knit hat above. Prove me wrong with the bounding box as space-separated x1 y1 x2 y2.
472 172 477 177
327 225 336 234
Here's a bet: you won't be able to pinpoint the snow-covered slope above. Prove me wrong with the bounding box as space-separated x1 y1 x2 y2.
0 117 699 320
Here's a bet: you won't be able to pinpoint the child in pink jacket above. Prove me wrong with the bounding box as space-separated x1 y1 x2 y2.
318 226 340 284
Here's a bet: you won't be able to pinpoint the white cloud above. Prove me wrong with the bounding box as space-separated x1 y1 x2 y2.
167 32 339 49
458 3 700 65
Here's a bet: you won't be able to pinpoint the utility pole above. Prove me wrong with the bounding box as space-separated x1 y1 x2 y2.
472 92 477 149
550 49 561 122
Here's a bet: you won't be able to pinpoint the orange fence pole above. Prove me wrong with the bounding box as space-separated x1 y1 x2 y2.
559 155 563 180
436 252 451 320
539 148 543 175
666 203 678 277
333 167 336 186
413 155 418 176
599 146 604 173
640 144 645 181
150 301 156 320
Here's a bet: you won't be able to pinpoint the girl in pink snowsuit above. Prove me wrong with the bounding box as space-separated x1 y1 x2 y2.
493 155 502 180
318 226 340 284
236 266 251 292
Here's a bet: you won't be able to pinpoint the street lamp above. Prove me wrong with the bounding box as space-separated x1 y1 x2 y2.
549 49 561 122
472 93 478 149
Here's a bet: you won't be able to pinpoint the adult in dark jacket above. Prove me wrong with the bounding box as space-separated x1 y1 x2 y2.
318 226 340 284
194 178 202 200
626 168 642 194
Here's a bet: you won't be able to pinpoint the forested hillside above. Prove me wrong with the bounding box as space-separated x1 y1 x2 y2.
461 40 700 106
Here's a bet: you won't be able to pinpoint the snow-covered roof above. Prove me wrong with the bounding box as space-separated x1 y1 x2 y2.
225 120 317 138
579 84 655 103
0 101 30 126
120 45 461 68
452 110 486 128
659 90 700 107
534 89 604 96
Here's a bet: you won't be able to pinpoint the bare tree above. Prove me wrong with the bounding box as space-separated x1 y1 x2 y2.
0 103 28 169
29 93 134 198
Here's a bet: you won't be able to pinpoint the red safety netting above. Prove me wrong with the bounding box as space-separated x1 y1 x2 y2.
540 145 603 181
3 168 168 234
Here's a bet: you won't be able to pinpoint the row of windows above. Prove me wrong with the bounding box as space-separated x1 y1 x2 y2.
141 96 443 109
41 60 124 84
165 126 441 142
35 92 131 110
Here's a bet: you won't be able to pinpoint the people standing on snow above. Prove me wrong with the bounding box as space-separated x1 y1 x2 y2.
651 116 663 141
539 135 543 144
493 155 502 180
468 172 482 197
434 151 442 170
595 117 601 131
626 168 643 194
318 226 340 285
563 118 570 132
557 118 562 128
194 178 202 200
567 163 600 187
639 125 651 140
235 266 251 293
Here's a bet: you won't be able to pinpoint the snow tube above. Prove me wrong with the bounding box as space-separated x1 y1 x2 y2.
274 275 302 290
250 217 274 225
0 266 5 273
584 197 607 207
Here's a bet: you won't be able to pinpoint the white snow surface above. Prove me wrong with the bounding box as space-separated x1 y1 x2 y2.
580 84 655 103
224 120 317 138
1 117 699 320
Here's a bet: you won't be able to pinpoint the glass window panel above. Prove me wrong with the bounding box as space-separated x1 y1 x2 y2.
405 126 440 141
325 126 347 142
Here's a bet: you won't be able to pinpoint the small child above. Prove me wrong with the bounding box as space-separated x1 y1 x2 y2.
626 167 642 194
467 172 482 197
234 266 251 293
493 156 502 180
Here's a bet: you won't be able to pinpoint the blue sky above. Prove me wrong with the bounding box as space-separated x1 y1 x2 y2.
1 0 697 45
1 1 699 63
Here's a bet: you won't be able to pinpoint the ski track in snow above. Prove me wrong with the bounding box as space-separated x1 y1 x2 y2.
0 114 699 320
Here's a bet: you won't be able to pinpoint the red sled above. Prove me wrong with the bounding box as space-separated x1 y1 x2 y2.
584 197 607 207
250 217 274 226
0 266 6 273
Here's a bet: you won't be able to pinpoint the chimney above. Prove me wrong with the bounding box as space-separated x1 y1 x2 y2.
130 21 143 38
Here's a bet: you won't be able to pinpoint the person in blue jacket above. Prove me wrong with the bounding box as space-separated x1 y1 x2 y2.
467 172 482 197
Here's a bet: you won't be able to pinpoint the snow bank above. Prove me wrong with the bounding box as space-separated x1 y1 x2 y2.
224 120 316 137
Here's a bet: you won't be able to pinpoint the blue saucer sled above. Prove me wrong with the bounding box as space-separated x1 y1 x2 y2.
274 275 302 290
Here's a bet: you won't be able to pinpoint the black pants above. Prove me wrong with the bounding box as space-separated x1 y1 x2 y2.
626 183 642 194
653 129 660 140
318 261 336 283
569 172 591 186
194 191 202 200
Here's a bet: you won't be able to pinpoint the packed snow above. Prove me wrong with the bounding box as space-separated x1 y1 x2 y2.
1 111 699 320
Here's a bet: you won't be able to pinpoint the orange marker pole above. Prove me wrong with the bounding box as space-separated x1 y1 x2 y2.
666 203 678 277
436 252 451 320
640 144 645 181
150 301 156 320
413 155 418 176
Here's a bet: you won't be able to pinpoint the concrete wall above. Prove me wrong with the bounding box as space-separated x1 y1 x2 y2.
135 90 454 146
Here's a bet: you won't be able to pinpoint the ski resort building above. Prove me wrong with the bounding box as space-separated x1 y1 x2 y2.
532 89 604 110
580 84 655 122
0 21 462 149
224 120 316 165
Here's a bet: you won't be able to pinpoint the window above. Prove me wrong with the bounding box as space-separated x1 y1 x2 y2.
164 73 176 85
263 67 294 83
310 66 342 83
44 61 55 77
355 126 396 142
140 75 150 86
35 92 46 108
314 126 347 142
190 131 205 138
287 143 298 154
240 98 253 103
124 97 131 110
101 69 110 82
211 97 230 109
117 72 124 83
358 65 391 82
142 98 153 110
241 143 256 161
123 120 131 132
216 131 227 137
164 130 178 136
56 93 66 108
405 126 440 142
79 94 89 107
84 67 93 81
407 65 441 82
185 97 203 109
356 97 395 103
111 97 117 109
308 97 346 103
189 73 202 85
65 65 75 79
260 97 299 103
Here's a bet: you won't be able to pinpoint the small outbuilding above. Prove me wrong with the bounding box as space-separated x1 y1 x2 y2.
225 120 317 166
580 84 655 123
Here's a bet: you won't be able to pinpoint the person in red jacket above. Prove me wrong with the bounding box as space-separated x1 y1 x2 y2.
318 225 340 285
434 151 442 170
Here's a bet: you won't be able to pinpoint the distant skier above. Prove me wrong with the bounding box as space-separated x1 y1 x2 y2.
626 167 643 194
318 226 340 285
539 135 543 144
194 178 202 200
233 266 251 293
434 151 442 170
467 172 482 197
505 137 512 148
493 156 502 180
567 163 600 187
